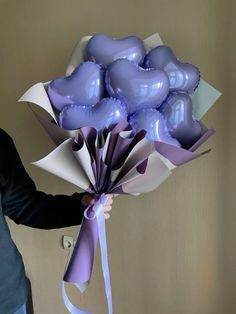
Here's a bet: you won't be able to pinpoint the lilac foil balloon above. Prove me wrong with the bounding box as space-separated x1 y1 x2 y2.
160 92 202 148
47 61 104 111
85 33 146 66
59 98 127 131
129 109 181 147
105 59 170 115
145 45 200 93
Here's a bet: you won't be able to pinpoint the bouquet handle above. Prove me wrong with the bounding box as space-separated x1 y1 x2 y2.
62 194 113 314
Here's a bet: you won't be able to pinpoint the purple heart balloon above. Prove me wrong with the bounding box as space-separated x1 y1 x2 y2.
129 109 181 147
59 97 127 131
85 33 146 66
105 59 170 115
47 61 104 111
160 92 202 148
144 45 200 93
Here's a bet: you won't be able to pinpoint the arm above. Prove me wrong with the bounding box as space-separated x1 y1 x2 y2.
0 129 89 229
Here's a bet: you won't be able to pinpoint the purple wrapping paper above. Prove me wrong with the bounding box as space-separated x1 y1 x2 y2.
63 207 98 285
154 128 215 166
52 121 215 294
24 115 215 314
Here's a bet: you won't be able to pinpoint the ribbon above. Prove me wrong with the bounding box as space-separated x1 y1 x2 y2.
62 194 112 314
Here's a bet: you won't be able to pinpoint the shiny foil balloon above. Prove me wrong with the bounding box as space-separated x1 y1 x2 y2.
160 92 202 148
85 33 146 66
129 109 181 147
47 61 104 111
105 59 170 115
145 45 200 93
59 98 127 131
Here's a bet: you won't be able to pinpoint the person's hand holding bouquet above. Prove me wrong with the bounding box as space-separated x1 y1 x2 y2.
82 193 113 220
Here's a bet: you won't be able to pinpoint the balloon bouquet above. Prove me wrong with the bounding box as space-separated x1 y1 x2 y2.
47 34 201 148
19 33 221 314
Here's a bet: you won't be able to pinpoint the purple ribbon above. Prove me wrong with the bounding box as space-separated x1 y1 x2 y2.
62 194 112 314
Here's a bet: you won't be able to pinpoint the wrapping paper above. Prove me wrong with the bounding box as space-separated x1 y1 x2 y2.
18 33 221 314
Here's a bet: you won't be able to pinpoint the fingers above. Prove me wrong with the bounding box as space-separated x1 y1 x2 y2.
103 194 114 219
104 195 113 212
82 193 116 220
104 205 112 212
106 197 113 206
104 213 110 220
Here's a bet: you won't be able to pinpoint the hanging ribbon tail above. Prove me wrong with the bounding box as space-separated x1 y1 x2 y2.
62 281 92 314
95 194 113 314
62 194 113 314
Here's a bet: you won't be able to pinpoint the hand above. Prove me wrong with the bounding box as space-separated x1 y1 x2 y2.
103 194 113 220
81 193 114 220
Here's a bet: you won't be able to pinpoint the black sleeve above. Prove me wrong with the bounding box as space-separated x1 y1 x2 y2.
0 129 87 229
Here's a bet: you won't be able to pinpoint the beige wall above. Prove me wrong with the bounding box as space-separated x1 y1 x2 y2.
0 0 234 313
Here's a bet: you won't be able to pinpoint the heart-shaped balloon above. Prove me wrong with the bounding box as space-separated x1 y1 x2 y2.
129 109 181 147
144 45 200 93
160 92 202 148
85 33 146 66
59 98 127 131
105 59 170 115
47 61 104 111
